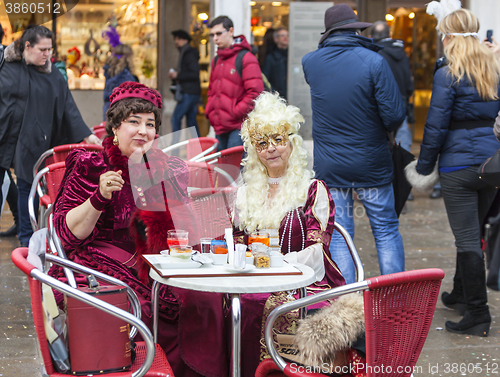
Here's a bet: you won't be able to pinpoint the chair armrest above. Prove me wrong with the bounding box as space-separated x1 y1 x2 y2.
333 222 364 283
46 253 142 338
196 151 221 163
264 281 369 372
189 141 218 161
162 140 189 153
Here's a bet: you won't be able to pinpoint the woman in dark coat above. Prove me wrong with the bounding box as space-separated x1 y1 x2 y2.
0 25 97 247
407 9 500 337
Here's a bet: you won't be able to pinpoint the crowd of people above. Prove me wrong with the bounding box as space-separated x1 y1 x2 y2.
1 1 500 376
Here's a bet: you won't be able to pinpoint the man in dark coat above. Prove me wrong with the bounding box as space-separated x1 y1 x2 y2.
262 27 288 99
0 25 96 246
302 4 406 284
370 21 414 152
169 29 201 141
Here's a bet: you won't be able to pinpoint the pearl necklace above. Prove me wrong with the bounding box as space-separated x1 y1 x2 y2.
268 176 282 185
279 208 305 253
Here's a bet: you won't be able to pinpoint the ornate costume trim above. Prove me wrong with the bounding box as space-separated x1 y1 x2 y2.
311 180 329 232
306 230 331 245
234 235 245 244
322 248 342 276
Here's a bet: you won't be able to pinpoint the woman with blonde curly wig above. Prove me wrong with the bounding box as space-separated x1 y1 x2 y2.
408 8 500 337
233 92 356 376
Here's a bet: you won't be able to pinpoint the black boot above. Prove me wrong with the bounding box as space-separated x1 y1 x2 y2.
0 224 17 237
445 252 491 337
441 259 466 315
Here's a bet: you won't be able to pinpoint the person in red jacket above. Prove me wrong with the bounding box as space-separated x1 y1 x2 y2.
205 15 264 151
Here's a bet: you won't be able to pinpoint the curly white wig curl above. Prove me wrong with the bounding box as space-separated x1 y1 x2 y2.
236 92 314 232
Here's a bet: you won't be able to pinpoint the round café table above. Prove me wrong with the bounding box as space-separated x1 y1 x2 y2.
149 263 316 377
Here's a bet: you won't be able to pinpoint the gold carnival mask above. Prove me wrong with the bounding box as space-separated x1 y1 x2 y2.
247 122 292 153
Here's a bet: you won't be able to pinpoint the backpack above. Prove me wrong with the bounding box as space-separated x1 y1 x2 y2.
213 50 271 91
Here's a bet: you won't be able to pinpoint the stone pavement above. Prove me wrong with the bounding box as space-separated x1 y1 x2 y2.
0 191 499 377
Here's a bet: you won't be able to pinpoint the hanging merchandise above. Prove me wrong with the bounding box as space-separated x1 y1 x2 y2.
84 30 101 57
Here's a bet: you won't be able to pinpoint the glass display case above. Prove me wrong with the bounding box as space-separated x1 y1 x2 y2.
55 0 158 90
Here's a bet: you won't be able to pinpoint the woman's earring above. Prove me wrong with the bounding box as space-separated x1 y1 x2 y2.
113 135 119 146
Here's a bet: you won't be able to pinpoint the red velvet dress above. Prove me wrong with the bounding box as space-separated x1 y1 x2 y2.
233 180 346 376
49 137 228 377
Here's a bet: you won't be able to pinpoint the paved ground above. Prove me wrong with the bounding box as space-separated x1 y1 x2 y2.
1 188 499 377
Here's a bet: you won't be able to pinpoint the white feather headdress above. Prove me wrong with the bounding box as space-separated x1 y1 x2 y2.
426 0 462 27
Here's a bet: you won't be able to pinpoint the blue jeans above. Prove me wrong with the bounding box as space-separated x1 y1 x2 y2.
17 178 37 245
395 117 412 152
216 129 243 151
171 94 200 144
329 183 405 284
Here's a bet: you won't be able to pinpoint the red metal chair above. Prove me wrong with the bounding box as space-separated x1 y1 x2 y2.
187 161 237 189
255 268 445 377
187 161 217 189
196 145 244 182
162 137 218 161
29 162 66 232
11 247 174 377
33 143 103 180
31 144 103 231
93 122 107 140
189 187 238 240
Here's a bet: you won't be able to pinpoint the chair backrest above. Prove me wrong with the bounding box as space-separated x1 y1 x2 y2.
53 143 103 163
29 162 66 232
217 145 244 181
93 127 107 140
45 162 67 203
187 137 218 161
364 269 444 377
189 187 237 240
187 161 217 189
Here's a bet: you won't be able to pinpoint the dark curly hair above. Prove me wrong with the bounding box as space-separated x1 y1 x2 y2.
105 98 162 136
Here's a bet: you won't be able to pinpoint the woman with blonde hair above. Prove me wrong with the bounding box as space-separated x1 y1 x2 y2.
407 8 500 336
232 92 364 376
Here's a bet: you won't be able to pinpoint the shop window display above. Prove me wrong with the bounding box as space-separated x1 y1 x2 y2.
55 0 158 90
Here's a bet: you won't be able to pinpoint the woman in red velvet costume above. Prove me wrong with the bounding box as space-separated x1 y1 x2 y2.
233 92 358 376
49 82 228 377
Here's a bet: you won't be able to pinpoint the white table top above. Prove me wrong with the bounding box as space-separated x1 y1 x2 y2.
149 263 316 294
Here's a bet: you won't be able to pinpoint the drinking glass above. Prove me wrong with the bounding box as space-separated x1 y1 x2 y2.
248 231 270 246
200 237 214 254
167 230 189 253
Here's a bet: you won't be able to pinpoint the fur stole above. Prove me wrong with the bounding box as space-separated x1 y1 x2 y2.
294 293 365 367
130 199 200 283
4 40 52 74
404 160 440 192
103 137 130 182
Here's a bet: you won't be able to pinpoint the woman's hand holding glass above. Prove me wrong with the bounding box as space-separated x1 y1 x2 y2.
99 170 124 199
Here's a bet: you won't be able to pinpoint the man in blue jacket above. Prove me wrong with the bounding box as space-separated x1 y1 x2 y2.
303 4 406 284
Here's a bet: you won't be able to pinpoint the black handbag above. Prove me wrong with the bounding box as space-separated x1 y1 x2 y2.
478 149 500 188
391 143 415 217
